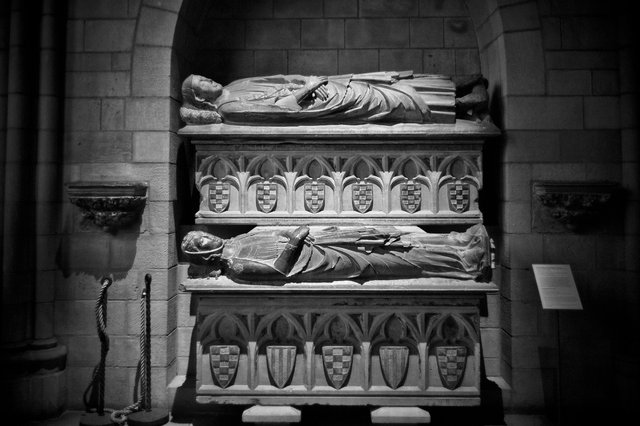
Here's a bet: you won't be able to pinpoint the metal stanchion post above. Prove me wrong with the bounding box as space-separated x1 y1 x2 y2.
79 277 117 426
127 274 170 426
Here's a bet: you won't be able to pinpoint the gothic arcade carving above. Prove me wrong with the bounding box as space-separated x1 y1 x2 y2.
194 149 484 223
196 300 481 392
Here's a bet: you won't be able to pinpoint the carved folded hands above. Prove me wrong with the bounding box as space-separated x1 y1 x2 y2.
306 76 329 101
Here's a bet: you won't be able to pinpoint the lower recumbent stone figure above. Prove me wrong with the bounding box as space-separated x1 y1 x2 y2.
181 224 492 282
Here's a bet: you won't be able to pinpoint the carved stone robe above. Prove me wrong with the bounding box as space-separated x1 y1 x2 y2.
213 72 454 124
220 225 491 282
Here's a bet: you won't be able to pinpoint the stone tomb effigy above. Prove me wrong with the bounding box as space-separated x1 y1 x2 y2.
178 72 500 423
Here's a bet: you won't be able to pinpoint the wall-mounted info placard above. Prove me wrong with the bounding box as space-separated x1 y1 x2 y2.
532 264 583 310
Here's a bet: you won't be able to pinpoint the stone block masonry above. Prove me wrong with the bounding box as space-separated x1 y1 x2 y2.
84 20 136 51
33 0 473 417
58 1 184 412
346 19 411 48
191 0 483 84
246 20 301 49
301 19 345 49
50 0 636 421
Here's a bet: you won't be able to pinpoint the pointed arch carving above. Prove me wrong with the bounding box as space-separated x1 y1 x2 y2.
341 155 383 177
293 155 335 176
255 311 306 353
246 155 288 178
438 155 480 179
369 313 421 355
389 155 431 176
426 313 478 353
199 312 251 352
311 313 364 354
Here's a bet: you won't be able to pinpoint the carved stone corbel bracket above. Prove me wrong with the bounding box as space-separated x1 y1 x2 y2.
67 181 148 232
533 181 619 232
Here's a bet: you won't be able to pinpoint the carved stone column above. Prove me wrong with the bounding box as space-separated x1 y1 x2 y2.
0 0 67 419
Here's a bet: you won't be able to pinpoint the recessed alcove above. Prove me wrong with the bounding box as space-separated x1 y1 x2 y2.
172 0 483 87
171 3 503 421
0 0 629 424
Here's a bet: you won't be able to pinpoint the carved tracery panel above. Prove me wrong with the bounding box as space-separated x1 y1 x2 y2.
194 148 483 224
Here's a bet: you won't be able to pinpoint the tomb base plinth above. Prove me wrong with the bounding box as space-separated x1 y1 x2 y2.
179 119 500 423
182 278 497 419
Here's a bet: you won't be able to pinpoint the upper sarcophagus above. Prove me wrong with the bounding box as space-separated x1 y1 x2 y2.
179 121 500 226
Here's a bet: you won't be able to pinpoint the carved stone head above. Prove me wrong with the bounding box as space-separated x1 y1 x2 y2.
181 230 225 264
180 75 224 124
182 74 223 108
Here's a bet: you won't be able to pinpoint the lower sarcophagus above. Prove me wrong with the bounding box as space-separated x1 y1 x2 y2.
183 279 496 407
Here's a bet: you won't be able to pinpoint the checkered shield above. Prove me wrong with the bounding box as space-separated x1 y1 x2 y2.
379 346 409 390
400 181 421 213
304 181 325 213
256 181 278 213
352 182 373 213
447 182 470 213
436 345 468 390
322 345 353 389
208 182 230 213
266 345 297 389
209 345 240 389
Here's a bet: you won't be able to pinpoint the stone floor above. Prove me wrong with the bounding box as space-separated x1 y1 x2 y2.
22 376 542 425
27 410 554 426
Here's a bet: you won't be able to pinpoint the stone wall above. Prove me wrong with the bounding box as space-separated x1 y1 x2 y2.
12 0 636 423
170 0 500 398
59 0 181 408
476 0 637 422
188 0 482 84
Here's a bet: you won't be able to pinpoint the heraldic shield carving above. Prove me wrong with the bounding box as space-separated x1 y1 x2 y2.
266 345 297 389
379 346 409 389
304 181 325 213
322 345 353 389
208 181 230 213
256 181 278 213
436 346 468 390
400 181 421 213
448 182 470 213
352 182 373 213
209 345 240 389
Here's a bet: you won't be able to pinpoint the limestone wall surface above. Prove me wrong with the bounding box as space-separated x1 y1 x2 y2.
25 0 638 423
60 0 181 408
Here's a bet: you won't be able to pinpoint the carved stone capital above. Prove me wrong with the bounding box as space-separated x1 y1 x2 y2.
533 181 619 232
67 182 148 232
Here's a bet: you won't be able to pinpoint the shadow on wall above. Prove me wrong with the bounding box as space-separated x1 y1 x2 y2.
57 206 145 280
478 83 504 227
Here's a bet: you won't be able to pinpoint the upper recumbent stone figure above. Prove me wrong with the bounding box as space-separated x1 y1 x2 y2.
179 71 462 125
